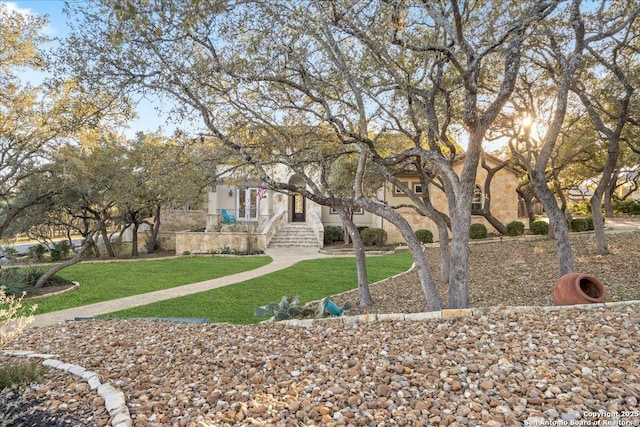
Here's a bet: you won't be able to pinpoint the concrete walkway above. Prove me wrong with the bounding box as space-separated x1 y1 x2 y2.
29 247 334 329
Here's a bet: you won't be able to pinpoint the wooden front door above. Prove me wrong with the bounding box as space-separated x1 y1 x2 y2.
292 193 305 222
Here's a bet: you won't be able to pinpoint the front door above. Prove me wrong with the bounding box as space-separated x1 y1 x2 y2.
292 192 305 222
238 188 259 221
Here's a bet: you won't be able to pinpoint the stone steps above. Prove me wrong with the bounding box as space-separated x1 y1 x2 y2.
269 224 319 248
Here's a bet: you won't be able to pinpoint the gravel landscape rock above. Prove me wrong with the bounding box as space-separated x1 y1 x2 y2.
2 231 640 426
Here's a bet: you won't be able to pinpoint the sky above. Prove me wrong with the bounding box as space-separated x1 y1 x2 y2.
5 0 176 138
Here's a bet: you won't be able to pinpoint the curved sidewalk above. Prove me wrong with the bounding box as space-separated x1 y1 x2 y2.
29 247 332 329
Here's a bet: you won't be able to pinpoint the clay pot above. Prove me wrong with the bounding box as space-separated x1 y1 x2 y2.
553 273 606 306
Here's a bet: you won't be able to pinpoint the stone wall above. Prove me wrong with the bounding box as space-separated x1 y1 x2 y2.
383 164 521 243
174 231 266 254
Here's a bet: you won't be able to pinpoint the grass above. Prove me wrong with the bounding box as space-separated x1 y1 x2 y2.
26 256 272 314
103 251 413 324
0 361 44 391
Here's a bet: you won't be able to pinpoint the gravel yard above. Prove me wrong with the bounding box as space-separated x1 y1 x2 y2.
2 231 640 426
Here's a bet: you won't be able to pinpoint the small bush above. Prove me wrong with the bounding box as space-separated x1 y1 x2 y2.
27 244 47 262
612 198 640 215
0 269 31 297
2 247 18 257
360 228 388 246
415 229 434 244
585 216 594 231
506 221 525 237
323 226 344 245
570 200 591 216
469 223 487 239
570 218 589 232
1 287 37 349
356 226 369 234
530 220 549 235
0 361 44 391
0 267 74 297
50 241 72 262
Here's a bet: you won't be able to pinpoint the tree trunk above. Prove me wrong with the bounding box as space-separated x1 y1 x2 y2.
533 172 575 276
34 236 95 288
338 207 372 307
435 219 450 283
483 212 507 235
590 192 608 254
360 199 442 311
99 223 115 258
147 204 162 253
517 187 537 225
131 222 140 257
404 229 442 311
448 208 472 309
604 183 615 218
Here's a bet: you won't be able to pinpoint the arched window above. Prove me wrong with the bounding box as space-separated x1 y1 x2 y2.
471 185 484 213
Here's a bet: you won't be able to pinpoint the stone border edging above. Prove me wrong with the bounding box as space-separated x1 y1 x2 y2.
27 282 80 300
282 299 640 327
1 350 132 427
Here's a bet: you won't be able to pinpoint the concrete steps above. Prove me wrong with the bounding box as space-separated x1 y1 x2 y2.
269 223 319 248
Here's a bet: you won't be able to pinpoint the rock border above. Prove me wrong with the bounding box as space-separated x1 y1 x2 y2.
282 299 640 327
26 281 80 300
1 350 132 427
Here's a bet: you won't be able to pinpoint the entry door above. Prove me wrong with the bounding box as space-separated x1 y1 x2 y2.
292 192 305 222
238 188 258 221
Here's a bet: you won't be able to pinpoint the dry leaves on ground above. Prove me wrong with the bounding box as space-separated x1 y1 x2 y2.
330 232 640 316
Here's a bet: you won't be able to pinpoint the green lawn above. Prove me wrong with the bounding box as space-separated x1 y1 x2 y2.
28 256 272 314
104 251 413 324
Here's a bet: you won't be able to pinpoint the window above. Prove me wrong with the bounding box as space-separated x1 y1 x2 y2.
413 183 423 195
394 181 408 195
237 187 260 221
471 185 484 213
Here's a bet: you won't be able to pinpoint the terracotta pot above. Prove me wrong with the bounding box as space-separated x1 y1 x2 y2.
552 273 606 306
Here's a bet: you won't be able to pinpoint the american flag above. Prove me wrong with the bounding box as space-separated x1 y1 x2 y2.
258 187 267 200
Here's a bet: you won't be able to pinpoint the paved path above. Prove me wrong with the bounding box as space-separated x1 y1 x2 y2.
29 247 334 329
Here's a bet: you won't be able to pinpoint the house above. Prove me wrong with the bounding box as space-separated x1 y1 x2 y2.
366 153 521 243
157 152 522 253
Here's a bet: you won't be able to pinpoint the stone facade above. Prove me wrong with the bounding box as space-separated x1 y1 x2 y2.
381 157 521 243
158 154 521 250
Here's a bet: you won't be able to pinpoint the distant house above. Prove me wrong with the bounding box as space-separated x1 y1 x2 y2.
157 152 522 253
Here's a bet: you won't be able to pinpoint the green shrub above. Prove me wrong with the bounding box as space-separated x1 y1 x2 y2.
0 266 73 297
506 221 525 237
570 200 591 216
415 229 434 244
360 228 388 246
27 244 47 262
612 198 640 215
0 269 31 297
356 226 369 234
50 241 72 262
570 218 589 232
530 220 549 235
469 223 487 239
2 247 18 257
323 226 344 245
585 216 594 231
